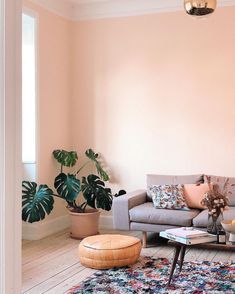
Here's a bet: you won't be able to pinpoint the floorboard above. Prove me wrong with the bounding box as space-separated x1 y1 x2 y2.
22 229 235 294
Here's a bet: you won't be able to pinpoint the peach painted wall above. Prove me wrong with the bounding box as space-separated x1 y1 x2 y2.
72 7 235 196
22 2 235 225
23 0 73 218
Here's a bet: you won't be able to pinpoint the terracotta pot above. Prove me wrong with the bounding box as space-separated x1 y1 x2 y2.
68 209 100 239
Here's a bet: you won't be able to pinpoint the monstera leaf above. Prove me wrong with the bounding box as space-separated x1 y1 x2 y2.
85 149 110 181
22 181 54 223
54 173 81 202
114 190 126 197
81 174 113 211
53 150 78 167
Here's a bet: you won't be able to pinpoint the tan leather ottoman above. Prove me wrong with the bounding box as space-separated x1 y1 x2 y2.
78 234 142 269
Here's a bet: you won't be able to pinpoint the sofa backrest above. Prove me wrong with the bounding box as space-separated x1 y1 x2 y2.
204 175 235 207
146 174 203 201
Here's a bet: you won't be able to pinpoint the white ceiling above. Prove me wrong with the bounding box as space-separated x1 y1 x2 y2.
29 0 235 21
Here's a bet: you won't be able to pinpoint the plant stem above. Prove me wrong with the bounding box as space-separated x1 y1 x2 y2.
80 201 89 212
76 161 90 175
72 200 78 208
80 202 87 208
82 203 88 212
60 164 62 174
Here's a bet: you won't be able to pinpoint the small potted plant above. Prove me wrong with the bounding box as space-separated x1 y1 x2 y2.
201 176 229 235
22 149 126 239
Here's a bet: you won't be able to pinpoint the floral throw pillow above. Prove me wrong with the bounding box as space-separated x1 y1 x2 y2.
150 184 189 210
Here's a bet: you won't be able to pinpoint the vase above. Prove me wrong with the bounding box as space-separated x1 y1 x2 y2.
207 213 223 235
69 209 100 239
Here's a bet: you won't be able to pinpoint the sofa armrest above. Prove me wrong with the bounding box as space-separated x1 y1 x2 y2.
113 189 147 230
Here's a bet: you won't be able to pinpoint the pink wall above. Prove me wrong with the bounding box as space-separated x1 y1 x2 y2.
22 2 235 220
24 0 73 218
72 7 235 193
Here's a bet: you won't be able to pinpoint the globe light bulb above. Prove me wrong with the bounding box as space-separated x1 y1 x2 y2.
184 0 217 16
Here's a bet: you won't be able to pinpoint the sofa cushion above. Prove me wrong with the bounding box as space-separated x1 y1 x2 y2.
147 174 203 201
129 202 200 227
184 183 209 209
204 175 235 206
193 207 235 228
151 184 189 210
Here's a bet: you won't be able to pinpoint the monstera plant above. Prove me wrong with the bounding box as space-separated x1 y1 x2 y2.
22 149 125 238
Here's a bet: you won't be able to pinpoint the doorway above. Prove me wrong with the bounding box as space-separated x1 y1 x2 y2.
0 0 22 292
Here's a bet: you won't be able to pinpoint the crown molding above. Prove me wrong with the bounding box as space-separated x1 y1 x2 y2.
29 0 235 21
28 0 74 20
71 0 182 20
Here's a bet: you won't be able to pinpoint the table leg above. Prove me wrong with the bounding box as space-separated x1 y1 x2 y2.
142 232 147 248
167 245 181 286
179 245 186 272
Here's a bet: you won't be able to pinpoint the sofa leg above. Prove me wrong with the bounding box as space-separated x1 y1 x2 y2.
142 231 147 248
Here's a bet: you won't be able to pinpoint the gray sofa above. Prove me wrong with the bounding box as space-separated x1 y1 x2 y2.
113 174 235 247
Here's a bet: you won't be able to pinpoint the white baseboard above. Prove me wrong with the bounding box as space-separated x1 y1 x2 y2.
22 214 114 240
22 214 70 240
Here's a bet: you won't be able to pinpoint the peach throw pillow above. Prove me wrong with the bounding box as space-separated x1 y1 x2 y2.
184 183 210 209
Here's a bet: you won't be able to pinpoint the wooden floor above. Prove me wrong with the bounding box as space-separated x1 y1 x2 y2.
22 229 235 294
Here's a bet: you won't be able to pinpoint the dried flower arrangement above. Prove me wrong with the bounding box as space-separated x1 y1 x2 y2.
201 176 230 234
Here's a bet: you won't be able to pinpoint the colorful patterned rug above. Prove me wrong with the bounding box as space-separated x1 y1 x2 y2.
66 257 235 294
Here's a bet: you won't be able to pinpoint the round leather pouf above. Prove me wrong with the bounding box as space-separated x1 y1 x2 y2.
78 234 142 269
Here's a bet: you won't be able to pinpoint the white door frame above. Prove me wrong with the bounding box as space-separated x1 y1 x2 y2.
0 0 22 293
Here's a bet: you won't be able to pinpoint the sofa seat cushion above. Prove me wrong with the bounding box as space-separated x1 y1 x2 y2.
129 202 200 227
193 207 235 228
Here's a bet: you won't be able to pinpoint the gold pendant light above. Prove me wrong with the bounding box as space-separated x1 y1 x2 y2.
184 0 217 16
